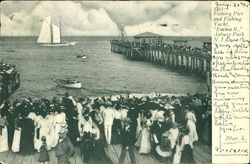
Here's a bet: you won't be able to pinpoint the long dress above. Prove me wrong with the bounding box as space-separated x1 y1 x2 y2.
0 117 9 152
180 135 191 150
34 115 43 151
53 112 66 146
39 117 53 150
47 114 56 147
169 127 179 149
135 118 153 154
11 117 22 152
19 117 35 155
185 111 198 147
173 145 181 164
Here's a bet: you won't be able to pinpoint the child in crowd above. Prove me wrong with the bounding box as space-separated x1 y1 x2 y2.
39 136 49 164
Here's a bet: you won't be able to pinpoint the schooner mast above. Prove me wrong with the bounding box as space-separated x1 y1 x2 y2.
37 15 76 47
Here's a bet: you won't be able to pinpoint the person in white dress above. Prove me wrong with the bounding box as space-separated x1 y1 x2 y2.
38 112 53 150
46 109 56 148
34 113 43 151
168 122 179 149
0 113 9 152
76 98 84 120
53 108 66 146
11 114 22 152
185 109 198 147
135 112 153 154
102 103 114 145
172 135 182 164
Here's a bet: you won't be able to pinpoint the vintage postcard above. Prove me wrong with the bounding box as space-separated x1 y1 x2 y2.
0 1 249 164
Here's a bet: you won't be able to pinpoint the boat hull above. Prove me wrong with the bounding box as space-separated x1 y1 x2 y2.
77 55 86 59
41 42 77 47
53 79 82 89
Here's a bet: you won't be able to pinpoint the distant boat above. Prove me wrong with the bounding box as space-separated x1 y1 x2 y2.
53 79 81 89
77 55 86 59
37 16 77 47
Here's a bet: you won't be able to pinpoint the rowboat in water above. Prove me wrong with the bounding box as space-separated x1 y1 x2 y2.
53 79 81 89
77 55 87 59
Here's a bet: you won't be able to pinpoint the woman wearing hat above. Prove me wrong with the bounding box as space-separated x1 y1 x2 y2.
11 112 22 152
135 112 153 154
19 110 35 155
155 132 172 163
37 112 53 150
168 122 179 150
34 110 43 151
0 111 9 152
185 108 198 148
53 107 66 147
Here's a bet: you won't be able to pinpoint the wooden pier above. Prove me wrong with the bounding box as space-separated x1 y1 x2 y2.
110 33 211 82
111 41 211 76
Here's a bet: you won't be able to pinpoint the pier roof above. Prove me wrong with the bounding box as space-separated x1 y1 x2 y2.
134 32 162 38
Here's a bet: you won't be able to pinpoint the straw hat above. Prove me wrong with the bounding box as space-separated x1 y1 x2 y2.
156 138 171 158
156 146 171 157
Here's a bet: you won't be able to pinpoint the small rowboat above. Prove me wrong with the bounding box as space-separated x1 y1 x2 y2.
53 79 81 89
77 55 86 59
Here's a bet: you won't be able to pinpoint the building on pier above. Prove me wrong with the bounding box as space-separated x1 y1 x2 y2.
110 32 211 92
134 32 163 45
202 41 212 51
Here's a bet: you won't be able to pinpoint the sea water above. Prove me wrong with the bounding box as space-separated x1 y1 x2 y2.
0 36 209 100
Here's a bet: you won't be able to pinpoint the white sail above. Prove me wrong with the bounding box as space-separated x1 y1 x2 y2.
37 16 52 43
52 24 61 43
37 15 77 46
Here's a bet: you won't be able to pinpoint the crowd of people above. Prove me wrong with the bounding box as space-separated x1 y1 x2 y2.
117 40 211 59
155 43 211 59
0 92 211 164
0 62 20 103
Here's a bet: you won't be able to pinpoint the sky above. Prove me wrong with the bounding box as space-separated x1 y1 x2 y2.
0 1 211 36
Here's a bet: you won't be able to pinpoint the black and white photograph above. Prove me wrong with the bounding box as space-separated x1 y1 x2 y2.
0 1 212 164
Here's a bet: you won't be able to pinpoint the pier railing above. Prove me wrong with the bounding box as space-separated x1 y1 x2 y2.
110 40 211 91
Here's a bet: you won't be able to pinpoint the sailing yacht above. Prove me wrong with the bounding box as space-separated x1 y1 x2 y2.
37 16 77 47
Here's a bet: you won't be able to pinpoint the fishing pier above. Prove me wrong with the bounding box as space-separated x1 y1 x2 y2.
110 32 211 89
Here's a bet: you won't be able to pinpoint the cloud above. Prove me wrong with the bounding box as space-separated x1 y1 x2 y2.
0 1 211 36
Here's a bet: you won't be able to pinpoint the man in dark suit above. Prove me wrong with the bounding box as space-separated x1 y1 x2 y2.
151 110 173 145
62 92 78 145
62 92 77 119
151 119 167 145
119 117 136 164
